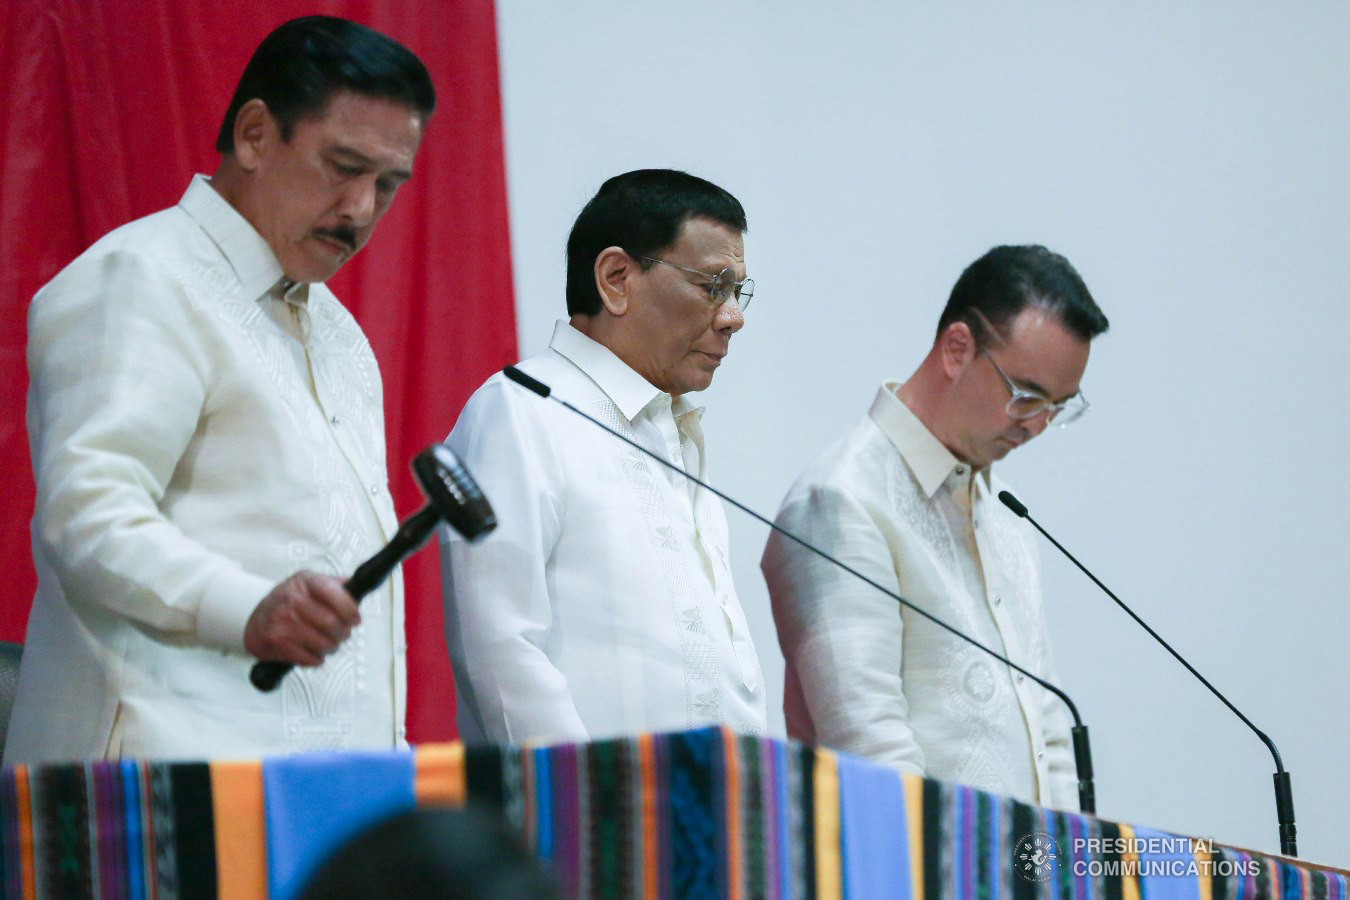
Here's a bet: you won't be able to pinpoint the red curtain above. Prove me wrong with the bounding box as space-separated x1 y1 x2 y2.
0 0 516 742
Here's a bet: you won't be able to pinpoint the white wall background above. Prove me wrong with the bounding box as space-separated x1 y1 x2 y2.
493 1 1349 863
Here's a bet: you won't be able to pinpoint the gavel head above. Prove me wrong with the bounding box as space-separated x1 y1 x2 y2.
412 444 497 541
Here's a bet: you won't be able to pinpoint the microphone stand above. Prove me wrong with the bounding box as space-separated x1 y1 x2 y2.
504 366 1097 814
999 490 1295 856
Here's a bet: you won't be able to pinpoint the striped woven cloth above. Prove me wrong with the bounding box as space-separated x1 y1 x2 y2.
2 727 1345 899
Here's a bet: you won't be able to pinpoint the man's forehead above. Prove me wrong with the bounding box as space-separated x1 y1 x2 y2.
299 91 422 133
1003 306 1077 346
668 216 745 262
1000 306 1091 397
303 92 423 168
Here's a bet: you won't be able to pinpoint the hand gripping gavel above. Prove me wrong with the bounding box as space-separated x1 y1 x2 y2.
249 443 496 692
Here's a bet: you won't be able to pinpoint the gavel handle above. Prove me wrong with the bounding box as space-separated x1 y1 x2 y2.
249 505 442 692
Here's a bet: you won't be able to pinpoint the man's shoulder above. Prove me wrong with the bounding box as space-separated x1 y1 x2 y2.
790 409 892 493
82 203 198 260
38 204 210 298
516 348 594 392
454 351 561 429
764 412 900 565
464 349 588 407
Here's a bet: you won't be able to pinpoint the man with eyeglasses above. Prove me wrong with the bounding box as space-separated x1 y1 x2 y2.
440 169 766 745
763 244 1108 809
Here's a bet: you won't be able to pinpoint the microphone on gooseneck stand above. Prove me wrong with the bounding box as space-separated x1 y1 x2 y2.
502 365 1098 814
997 490 1296 857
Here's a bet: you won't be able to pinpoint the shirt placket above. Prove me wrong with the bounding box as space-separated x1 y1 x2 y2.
291 294 405 745
971 477 1049 799
650 396 693 515
677 409 758 691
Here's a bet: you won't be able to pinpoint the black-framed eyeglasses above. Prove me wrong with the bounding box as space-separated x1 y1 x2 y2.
632 254 755 312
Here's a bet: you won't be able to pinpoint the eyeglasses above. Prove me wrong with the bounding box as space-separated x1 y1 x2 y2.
964 307 1090 428
980 350 1090 427
632 254 755 312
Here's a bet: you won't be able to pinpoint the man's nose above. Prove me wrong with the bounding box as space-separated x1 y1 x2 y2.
1022 408 1053 438
338 176 378 226
714 296 745 334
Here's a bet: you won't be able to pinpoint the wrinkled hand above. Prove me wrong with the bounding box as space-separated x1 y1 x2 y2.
244 571 361 667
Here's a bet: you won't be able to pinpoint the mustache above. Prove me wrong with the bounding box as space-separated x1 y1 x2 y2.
312 227 357 251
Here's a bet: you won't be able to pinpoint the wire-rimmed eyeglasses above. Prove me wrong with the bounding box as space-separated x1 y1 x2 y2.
980 350 1090 427
965 308 1089 427
632 254 754 312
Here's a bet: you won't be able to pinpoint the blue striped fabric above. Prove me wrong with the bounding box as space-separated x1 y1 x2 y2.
263 750 416 900
838 752 911 899
532 745 554 863
1133 826 1201 900
117 760 145 900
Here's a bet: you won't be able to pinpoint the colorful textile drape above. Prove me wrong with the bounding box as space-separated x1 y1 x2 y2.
838 751 912 899
262 752 416 900
3 728 1347 900
0 1 516 742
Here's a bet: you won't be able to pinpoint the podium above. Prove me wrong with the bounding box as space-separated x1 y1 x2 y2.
2 727 1344 898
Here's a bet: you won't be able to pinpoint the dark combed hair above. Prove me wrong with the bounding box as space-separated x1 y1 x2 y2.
565 169 748 317
215 15 436 153
937 244 1110 343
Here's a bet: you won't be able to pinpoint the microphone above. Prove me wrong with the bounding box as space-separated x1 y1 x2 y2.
250 444 497 692
503 365 1097 813
998 490 1296 856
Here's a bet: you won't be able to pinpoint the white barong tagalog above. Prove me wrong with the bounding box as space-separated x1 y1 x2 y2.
441 321 766 746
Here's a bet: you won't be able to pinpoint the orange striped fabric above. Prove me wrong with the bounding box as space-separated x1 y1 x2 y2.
722 728 743 900
13 765 35 900
902 772 925 900
638 733 659 900
209 760 266 900
413 742 466 807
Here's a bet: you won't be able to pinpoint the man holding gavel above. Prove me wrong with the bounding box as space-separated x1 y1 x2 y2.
6 16 435 763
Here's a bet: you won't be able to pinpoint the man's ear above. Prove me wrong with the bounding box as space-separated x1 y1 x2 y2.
939 319 979 380
231 99 276 173
594 247 634 316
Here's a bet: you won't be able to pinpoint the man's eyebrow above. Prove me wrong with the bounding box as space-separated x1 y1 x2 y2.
1016 373 1052 396
328 146 413 182
1016 372 1079 404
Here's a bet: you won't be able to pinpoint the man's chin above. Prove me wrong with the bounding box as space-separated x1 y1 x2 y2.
670 375 714 396
967 444 1009 468
987 442 1018 463
692 371 718 392
283 256 345 284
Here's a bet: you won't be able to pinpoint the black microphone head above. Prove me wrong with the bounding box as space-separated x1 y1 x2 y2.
502 365 550 398
413 444 497 541
998 490 1029 518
